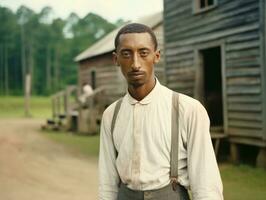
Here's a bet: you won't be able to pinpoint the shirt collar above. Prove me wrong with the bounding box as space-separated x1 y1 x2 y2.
126 78 161 105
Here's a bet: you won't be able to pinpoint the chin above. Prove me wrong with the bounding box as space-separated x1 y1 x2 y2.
129 80 145 88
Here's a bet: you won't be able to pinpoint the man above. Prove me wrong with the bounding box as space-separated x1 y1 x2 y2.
98 23 223 200
78 83 94 104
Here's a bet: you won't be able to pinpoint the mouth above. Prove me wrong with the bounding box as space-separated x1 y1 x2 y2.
127 71 145 78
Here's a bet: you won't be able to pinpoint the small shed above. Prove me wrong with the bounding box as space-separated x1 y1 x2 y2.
75 12 164 106
163 0 266 167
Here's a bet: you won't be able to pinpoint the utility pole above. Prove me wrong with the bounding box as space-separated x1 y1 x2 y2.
4 42 9 96
0 44 3 94
28 41 34 94
24 73 31 117
46 45 51 92
21 25 26 94
53 46 59 92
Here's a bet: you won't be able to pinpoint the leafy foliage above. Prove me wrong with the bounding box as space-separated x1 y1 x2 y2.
0 5 118 95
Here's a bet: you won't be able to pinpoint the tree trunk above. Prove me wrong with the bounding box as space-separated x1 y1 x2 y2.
46 46 51 92
21 25 26 94
28 41 34 94
53 46 59 92
0 44 3 94
4 43 9 96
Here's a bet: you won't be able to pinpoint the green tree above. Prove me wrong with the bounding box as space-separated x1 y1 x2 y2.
0 6 19 95
0 5 118 96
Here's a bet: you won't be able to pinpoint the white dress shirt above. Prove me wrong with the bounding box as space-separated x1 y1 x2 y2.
98 80 223 200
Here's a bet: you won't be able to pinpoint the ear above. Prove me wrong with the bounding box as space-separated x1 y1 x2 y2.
112 52 119 66
154 49 161 64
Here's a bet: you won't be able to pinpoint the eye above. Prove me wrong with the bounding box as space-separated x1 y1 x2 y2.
121 51 131 58
140 50 149 57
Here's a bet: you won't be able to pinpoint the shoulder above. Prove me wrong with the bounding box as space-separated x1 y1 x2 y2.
102 96 125 122
177 93 209 119
161 85 203 109
179 93 202 109
157 83 175 101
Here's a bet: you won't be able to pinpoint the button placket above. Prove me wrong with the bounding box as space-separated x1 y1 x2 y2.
132 103 141 189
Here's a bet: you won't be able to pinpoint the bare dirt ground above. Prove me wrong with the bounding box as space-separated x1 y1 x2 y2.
0 118 98 200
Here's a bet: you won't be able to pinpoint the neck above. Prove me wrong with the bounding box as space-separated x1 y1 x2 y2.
128 77 156 101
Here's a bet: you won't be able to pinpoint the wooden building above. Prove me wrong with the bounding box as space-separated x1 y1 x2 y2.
163 0 266 167
75 12 164 105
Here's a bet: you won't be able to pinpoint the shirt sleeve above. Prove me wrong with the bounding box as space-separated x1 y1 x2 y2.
186 101 224 200
98 109 120 200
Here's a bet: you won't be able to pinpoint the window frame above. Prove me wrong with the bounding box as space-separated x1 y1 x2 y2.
193 0 218 14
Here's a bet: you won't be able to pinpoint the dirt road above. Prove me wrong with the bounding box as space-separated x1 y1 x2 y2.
0 118 98 200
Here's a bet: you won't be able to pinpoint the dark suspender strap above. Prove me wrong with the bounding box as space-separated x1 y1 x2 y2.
111 98 123 156
170 92 179 191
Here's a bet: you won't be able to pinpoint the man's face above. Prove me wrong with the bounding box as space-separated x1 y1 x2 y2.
113 32 160 88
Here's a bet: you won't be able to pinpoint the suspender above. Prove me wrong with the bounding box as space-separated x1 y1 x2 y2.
170 92 179 190
110 92 180 190
111 98 123 136
111 98 123 157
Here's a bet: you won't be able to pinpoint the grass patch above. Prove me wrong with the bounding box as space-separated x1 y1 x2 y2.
0 96 51 118
43 130 100 158
221 163 266 200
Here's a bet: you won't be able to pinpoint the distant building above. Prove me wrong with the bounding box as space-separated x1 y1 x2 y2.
163 0 266 167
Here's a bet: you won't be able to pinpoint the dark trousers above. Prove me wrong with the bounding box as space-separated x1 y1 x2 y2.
117 183 190 200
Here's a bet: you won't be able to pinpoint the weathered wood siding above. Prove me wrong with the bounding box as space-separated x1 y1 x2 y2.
261 0 266 141
164 0 264 140
79 53 126 104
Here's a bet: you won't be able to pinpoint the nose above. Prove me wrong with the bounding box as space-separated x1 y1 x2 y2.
131 53 141 71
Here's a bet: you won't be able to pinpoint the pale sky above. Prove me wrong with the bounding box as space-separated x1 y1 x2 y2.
0 0 163 23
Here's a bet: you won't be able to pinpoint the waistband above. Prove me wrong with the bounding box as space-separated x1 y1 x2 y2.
119 182 189 199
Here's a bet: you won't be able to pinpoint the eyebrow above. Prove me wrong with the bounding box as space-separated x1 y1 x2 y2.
120 47 151 52
119 48 132 52
139 48 150 51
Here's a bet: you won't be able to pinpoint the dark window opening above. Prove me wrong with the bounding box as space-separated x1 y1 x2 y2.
91 70 96 89
201 47 223 127
208 0 214 6
196 0 216 11
200 0 205 8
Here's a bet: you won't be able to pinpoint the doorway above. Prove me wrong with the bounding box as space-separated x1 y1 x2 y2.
199 46 223 127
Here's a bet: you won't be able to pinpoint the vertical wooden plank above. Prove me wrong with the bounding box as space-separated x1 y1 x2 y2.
52 96 56 121
257 148 266 168
63 90 67 115
194 49 204 103
260 0 266 140
56 94 60 119
24 74 31 117
221 43 228 134
230 143 240 164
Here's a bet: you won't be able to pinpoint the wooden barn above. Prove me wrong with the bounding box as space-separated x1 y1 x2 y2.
163 0 266 167
74 12 164 105
74 12 164 133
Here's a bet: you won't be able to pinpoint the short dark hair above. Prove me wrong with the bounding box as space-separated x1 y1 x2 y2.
114 23 158 51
